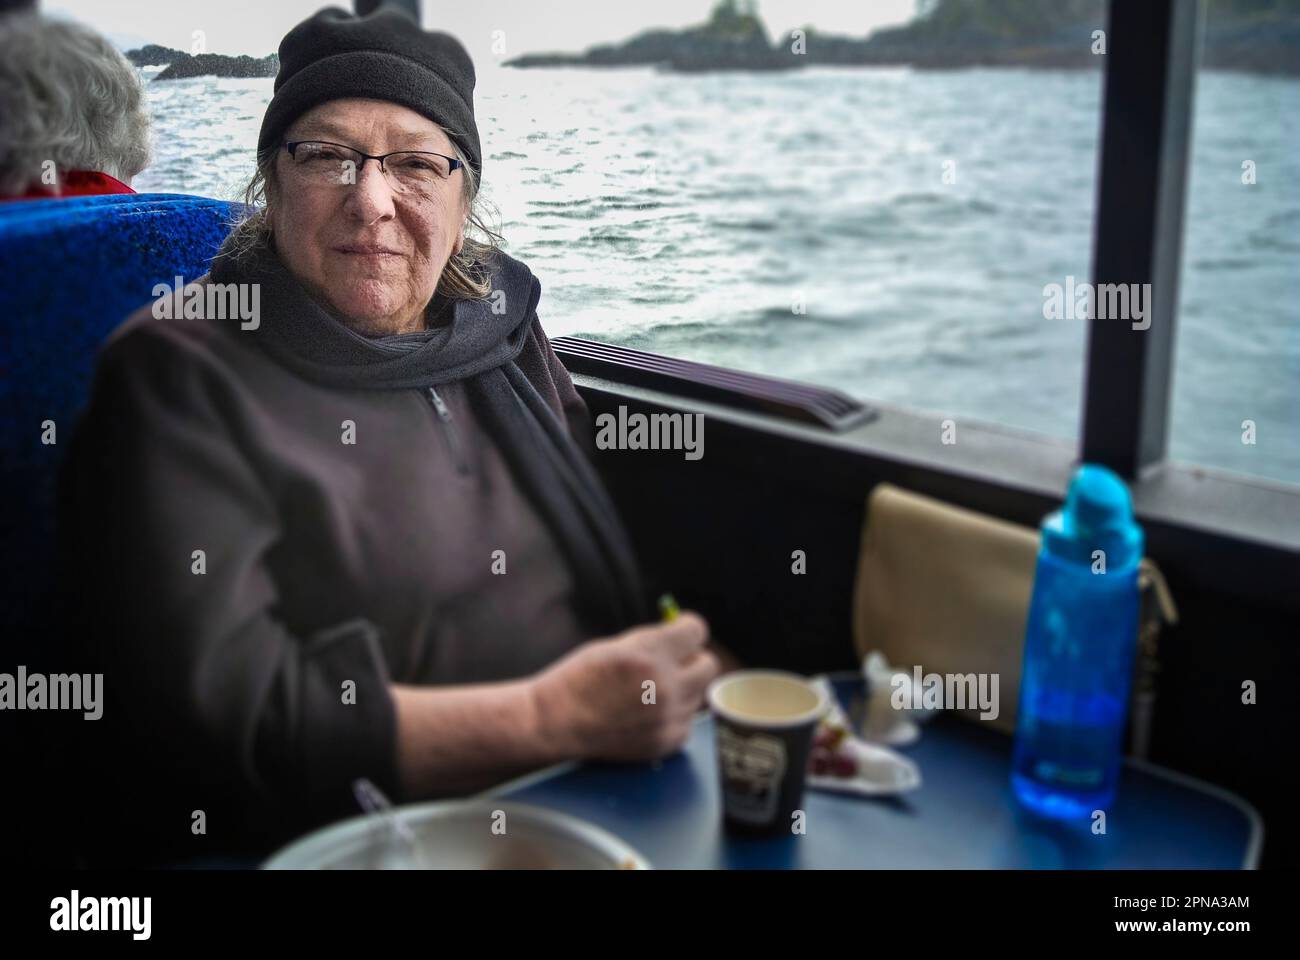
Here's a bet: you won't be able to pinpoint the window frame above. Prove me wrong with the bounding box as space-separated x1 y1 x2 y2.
1081 0 1201 480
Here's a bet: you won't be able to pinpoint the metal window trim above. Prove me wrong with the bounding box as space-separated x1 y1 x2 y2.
552 336 876 431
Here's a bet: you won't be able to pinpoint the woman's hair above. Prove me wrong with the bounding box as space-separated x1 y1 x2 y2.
223 123 503 301
0 12 152 194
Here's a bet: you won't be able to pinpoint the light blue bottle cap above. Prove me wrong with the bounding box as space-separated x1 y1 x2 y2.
1043 464 1143 570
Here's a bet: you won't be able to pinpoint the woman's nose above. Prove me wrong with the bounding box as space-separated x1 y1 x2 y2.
343 157 396 223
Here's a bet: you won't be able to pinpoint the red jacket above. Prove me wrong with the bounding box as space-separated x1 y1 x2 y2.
0 170 135 201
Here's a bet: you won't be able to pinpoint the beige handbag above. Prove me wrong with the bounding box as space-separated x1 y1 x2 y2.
851 483 1176 741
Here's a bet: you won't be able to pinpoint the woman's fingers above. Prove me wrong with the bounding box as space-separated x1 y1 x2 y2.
679 648 723 707
634 609 710 662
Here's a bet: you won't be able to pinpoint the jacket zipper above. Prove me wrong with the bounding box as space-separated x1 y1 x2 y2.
426 387 470 475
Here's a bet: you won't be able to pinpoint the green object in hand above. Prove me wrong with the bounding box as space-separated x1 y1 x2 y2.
658 593 680 622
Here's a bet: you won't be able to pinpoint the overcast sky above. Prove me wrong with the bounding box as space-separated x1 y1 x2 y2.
46 0 918 64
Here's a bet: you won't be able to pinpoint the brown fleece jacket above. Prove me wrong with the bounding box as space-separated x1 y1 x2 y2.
55 270 609 863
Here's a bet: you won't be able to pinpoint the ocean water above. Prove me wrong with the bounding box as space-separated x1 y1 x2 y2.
133 64 1299 485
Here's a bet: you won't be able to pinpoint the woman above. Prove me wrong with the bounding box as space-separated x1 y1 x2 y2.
0 11 149 199
57 7 728 865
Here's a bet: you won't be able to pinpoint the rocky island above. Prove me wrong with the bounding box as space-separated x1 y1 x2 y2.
504 0 798 72
125 44 278 80
123 44 187 68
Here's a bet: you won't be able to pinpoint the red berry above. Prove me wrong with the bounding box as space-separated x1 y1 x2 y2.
830 753 857 778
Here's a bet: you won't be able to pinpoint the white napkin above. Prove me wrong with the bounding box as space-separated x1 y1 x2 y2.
860 650 940 746
808 675 921 797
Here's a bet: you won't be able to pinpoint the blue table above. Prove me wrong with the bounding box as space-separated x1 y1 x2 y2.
488 676 1261 869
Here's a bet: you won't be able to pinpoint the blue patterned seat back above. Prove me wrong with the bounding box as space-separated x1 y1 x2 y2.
0 193 239 643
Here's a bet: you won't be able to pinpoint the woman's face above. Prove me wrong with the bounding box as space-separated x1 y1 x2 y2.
269 98 468 335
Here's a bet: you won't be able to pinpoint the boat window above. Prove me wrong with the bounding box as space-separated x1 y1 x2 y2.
1168 0 1299 486
59 0 1296 490
485 4 1108 450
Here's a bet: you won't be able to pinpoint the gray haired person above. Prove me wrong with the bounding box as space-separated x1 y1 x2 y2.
0 10 150 199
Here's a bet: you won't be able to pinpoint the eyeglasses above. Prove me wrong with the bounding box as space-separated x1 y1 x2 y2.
282 140 464 194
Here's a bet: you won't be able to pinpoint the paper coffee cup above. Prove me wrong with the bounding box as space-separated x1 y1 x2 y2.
707 670 828 835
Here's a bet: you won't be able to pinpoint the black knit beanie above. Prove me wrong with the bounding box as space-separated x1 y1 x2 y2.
257 6 482 181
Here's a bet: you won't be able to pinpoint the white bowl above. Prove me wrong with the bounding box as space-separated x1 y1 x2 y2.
262 800 651 870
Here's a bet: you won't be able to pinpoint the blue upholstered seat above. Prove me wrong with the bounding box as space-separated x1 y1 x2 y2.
0 193 239 641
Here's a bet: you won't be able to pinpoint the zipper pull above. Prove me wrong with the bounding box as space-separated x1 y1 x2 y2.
427 386 452 421
426 387 470 475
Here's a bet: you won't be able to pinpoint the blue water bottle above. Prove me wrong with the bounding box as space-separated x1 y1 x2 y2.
1011 464 1144 819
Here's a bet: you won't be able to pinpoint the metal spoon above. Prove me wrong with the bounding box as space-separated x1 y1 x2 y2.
352 778 427 869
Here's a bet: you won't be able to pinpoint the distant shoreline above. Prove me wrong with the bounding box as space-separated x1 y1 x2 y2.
501 0 1300 77
124 0 1300 80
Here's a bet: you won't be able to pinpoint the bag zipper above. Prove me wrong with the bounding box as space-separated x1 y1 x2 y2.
426 387 470 475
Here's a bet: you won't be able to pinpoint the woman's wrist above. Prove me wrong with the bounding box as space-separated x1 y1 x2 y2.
391 677 574 799
526 669 581 764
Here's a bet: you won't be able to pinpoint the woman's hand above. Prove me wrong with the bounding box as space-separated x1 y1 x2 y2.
531 612 722 762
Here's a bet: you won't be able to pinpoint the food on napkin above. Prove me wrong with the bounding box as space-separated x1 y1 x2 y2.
807 676 921 795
